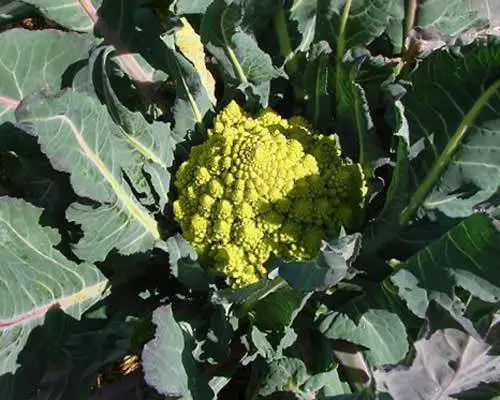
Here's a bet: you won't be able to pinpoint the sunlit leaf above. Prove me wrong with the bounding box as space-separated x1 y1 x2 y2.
0 197 108 375
0 29 91 123
375 327 500 399
16 89 162 262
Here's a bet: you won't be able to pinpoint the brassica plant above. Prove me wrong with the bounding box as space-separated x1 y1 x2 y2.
1 0 500 399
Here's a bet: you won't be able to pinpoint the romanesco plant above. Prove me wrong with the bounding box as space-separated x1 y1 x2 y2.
173 101 366 288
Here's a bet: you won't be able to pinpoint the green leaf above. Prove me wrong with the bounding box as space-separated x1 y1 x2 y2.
215 275 289 307
16 89 161 262
276 233 362 292
315 0 403 51
136 12 214 139
240 0 281 34
325 393 374 400
288 0 403 54
303 335 354 396
390 213 500 322
306 368 351 397
386 0 486 53
390 212 460 260
38 315 133 399
0 29 91 122
170 0 213 14
142 305 213 399
471 0 500 25
209 376 233 398
175 18 217 105
251 288 308 331
92 1 160 102
400 36 500 223
374 328 500 400
171 0 280 32
213 280 271 307
0 197 108 375
257 358 345 398
198 304 235 364
247 325 298 362
0 2 34 26
258 357 309 397
161 34 214 140
317 306 408 366
165 234 215 291
288 0 485 58
241 285 309 361
289 0 318 54
28 0 159 103
335 48 383 174
303 41 334 130
415 0 486 36
0 308 76 400
363 100 410 253
248 326 276 360
95 46 174 209
0 123 74 225
298 10 388 170
22 0 102 32
201 0 282 106
71 44 170 209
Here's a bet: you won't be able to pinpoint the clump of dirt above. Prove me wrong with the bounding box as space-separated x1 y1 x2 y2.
0 15 60 33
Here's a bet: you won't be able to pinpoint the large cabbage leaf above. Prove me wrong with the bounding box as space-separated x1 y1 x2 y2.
0 29 91 123
401 36 500 221
375 327 500 399
16 89 162 262
24 0 157 102
0 197 108 375
142 305 213 399
390 212 500 330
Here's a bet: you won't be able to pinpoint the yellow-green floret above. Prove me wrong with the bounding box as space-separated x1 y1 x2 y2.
173 101 367 288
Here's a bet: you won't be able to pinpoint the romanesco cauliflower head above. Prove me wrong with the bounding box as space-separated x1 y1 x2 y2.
173 101 366 288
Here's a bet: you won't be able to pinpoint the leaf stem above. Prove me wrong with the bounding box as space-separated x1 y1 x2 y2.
404 0 418 51
399 77 500 225
274 4 298 75
178 62 204 124
335 0 352 98
221 7 248 84
26 114 161 240
228 48 248 84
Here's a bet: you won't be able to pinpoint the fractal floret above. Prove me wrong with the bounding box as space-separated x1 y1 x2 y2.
173 101 366 288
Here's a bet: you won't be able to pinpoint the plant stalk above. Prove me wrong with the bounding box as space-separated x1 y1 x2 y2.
275 4 298 75
335 0 353 98
403 0 418 51
220 7 248 84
